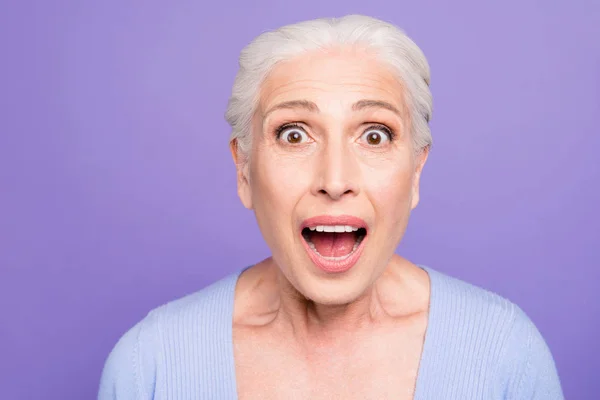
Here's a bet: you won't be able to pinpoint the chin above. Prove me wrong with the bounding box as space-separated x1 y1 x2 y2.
290 259 377 306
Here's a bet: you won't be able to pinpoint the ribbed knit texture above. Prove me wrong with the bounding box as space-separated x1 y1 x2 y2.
98 266 564 399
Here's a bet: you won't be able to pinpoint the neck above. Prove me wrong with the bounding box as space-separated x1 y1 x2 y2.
236 256 429 348
287 283 374 331
271 260 405 346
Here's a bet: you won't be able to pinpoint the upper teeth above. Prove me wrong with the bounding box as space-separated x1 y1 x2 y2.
309 225 359 233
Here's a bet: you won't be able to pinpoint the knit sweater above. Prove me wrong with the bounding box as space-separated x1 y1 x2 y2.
98 265 564 399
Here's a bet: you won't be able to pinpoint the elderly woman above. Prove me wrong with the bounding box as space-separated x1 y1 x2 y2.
98 15 564 400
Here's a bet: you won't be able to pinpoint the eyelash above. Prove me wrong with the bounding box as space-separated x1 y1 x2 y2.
274 123 396 141
366 123 396 141
275 123 304 139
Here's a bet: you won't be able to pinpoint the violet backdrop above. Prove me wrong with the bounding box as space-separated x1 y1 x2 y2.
1 1 598 399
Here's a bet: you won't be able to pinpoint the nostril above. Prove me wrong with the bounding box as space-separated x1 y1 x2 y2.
317 187 355 198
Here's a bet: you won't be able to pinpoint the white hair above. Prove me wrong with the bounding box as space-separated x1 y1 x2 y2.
225 14 433 161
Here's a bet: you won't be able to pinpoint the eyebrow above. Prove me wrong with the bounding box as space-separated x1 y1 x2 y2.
263 99 402 118
264 100 319 118
352 99 402 117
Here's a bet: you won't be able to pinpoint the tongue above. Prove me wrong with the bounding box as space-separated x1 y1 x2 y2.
310 232 356 257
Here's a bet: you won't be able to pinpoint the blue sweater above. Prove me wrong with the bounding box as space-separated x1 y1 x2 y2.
98 266 564 399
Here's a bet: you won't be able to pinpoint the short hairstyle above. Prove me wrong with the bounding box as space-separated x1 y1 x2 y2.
225 14 433 161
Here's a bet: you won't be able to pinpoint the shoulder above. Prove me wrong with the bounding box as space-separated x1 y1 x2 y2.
97 269 242 399
148 268 241 328
97 308 159 399
422 266 564 399
425 265 521 330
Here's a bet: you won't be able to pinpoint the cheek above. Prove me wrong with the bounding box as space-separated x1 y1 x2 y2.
362 159 415 242
251 150 312 217
362 157 414 207
249 151 314 263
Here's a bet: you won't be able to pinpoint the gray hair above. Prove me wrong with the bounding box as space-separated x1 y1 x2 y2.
225 14 433 161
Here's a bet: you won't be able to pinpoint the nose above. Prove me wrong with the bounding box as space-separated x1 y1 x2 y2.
311 140 360 201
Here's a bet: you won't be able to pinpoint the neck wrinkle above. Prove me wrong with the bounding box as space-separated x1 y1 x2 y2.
272 268 387 347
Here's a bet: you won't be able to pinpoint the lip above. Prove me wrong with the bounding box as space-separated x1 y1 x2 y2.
299 214 368 273
301 215 368 230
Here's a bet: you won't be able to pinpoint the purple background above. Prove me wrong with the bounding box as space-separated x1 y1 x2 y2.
1 1 598 398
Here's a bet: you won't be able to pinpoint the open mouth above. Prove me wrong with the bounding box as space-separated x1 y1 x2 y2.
301 225 367 260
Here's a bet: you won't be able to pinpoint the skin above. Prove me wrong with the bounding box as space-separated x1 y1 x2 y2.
229 46 431 399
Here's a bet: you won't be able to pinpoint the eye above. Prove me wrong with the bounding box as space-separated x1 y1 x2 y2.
359 125 394 146
276 124 310 144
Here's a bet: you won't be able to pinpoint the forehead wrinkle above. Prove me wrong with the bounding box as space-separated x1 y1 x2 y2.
258 55 411 127
265 72 404 100
260 78 326 114
264 81 403 109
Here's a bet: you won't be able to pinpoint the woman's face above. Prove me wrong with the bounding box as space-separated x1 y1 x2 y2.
232 47 428 305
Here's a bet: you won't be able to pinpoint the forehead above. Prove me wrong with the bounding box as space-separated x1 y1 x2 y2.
258 48 406 113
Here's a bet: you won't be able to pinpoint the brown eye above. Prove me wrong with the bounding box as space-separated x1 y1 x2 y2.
367 131 382 145
278 126 309 144
287 131 302 143
360 126 392 146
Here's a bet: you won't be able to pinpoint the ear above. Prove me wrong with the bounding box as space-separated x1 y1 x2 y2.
230 139 253 210
410 147 429 210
